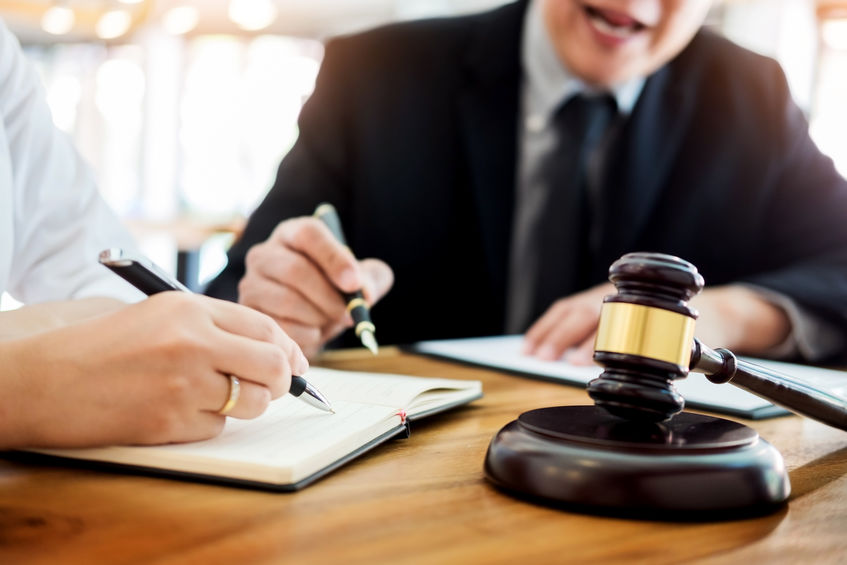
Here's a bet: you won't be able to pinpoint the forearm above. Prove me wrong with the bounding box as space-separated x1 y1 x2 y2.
0 298 126 340
0 337 48 449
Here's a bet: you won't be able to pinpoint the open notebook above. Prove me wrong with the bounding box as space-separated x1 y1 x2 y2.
25 367 482 491
411 335 847 420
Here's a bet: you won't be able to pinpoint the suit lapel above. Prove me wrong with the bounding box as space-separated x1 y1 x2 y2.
594 60 695 276
456 0 526 306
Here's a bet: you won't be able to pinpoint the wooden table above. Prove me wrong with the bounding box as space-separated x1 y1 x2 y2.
1 348 846 564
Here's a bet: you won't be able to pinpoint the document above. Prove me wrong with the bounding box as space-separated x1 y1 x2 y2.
26 368 482 491
411 335 847 420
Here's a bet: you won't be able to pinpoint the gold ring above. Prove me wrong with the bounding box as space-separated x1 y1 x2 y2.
218 375 240 416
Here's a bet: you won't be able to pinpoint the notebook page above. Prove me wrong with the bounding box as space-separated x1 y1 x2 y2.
34 394 400 485
305 367 481 411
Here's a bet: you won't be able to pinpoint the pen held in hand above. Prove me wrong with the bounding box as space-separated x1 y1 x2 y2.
98 248 334 414
313 202 379 355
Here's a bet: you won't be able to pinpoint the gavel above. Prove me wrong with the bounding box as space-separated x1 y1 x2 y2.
589 251 847 430
484 251 847 516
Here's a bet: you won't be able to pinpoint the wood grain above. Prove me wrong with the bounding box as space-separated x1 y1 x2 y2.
1 347 846 564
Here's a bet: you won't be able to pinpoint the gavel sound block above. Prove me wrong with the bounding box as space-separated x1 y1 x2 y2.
485 252 847 517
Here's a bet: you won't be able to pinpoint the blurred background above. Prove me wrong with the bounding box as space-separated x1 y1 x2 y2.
0 0 845 301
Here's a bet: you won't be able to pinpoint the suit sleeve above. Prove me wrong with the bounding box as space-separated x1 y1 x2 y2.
204 38 354 301
739 59 847 361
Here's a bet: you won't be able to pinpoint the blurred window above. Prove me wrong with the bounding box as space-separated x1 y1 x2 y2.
27 34 322 222
21 33 321 288
812 16 847 178
179 35 321 219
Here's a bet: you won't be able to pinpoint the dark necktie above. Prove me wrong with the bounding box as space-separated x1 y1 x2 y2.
525 94 617 326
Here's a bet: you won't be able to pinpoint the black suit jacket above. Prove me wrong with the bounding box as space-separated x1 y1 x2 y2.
207 0 847 359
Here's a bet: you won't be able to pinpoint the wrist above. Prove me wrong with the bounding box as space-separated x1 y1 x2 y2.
0 298 125 340
693 285 791 354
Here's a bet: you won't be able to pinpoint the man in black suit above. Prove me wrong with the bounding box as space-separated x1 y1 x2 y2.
206 0 847 363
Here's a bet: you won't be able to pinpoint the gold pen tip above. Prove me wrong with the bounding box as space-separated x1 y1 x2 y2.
361 330 379 355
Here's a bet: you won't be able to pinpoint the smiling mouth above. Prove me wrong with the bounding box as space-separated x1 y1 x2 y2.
584 5 648 39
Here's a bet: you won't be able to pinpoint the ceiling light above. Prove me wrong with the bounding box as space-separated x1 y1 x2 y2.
41 5 75 35
163 5 199 35
228 0 278 31
96 9 133 39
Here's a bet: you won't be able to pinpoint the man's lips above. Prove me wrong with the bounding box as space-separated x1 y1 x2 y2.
584 5 650 39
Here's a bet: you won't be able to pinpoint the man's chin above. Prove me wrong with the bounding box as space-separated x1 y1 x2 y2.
573 64 642 89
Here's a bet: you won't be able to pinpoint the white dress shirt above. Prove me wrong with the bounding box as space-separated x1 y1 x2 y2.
0 19 142 304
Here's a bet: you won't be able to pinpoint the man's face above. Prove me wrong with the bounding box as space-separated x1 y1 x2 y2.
543 0 712 87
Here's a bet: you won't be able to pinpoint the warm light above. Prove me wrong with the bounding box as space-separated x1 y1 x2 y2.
46 75 82 131
117 0 144 4
95 58 145 123
163 5 199 35
41 5 75 35
96 9 133 39
227 0 278 31
822 18 847 50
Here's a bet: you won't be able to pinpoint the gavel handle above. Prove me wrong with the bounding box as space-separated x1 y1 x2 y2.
691 339 847 431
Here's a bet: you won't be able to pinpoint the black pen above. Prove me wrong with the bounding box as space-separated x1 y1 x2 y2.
313 203 379 355
98 248 334 414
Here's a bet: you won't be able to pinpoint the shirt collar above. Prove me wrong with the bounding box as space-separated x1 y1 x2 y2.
521 0 645 123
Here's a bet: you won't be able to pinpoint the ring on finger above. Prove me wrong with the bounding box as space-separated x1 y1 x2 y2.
218 375 240 416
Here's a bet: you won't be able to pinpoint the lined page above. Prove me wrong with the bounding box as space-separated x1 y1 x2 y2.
32 368 483 485
305 367 482 413
155 396 395 465
35 395 400 484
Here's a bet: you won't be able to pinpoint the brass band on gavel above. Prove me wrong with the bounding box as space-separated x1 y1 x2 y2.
593 301 696 371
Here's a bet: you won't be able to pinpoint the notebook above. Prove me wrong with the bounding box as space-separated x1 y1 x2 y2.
410 335 847 420
23 367 482 491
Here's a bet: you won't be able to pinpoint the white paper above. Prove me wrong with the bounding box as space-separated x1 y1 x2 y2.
412 335 847 418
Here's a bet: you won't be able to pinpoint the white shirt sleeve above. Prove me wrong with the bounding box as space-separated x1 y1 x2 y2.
0 19 143 304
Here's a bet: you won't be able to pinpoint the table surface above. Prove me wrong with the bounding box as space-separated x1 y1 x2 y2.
2 347 846 565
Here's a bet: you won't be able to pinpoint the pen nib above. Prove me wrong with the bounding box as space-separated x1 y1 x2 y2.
361 330 379 355
301 381 335 414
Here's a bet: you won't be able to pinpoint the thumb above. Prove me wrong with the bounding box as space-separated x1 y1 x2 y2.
359 259 394 306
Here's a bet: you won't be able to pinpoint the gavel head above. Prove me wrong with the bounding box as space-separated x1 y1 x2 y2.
588 252 705 422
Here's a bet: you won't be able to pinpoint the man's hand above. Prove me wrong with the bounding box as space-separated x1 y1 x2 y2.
691 285 791 353
522 283 614 365
522 283 792 366
237 217 394 358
